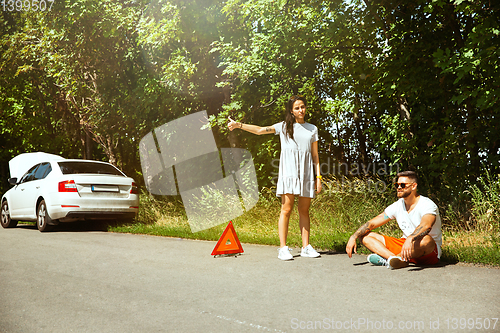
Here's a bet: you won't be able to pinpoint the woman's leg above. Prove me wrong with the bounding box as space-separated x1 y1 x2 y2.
297 196 312 248
279 194 295 248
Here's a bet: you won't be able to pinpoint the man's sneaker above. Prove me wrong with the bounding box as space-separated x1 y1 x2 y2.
367 253 388 266
388 256 410 269
300 244 321 258
278 246 293 260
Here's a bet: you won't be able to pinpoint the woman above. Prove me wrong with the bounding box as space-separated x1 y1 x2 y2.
228 95 322 260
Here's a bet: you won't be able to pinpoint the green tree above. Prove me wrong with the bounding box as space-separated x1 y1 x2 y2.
362 0 499 203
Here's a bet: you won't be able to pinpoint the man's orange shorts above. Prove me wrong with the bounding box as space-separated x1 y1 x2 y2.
383 235 439 265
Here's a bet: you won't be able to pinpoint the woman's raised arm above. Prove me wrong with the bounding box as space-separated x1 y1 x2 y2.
228 116 275 135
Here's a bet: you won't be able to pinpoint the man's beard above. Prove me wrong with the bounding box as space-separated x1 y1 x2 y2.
397 190 411 198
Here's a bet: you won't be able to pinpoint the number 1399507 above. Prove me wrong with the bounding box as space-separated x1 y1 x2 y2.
2 0 54 11
444 318 498 330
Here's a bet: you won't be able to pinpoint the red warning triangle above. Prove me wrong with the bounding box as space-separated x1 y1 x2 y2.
211 221 244 255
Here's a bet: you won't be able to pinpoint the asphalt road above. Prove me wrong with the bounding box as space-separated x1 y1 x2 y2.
1 224 499 333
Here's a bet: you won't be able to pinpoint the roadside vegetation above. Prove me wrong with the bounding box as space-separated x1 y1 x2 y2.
110 174 500 267
2 0 498 267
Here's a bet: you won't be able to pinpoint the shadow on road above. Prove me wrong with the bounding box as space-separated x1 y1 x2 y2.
16 220 130 233
351 258 456 270
407 261 455 271
320 250 344 256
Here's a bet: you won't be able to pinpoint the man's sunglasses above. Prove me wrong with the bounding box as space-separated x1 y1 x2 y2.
394 182 413 189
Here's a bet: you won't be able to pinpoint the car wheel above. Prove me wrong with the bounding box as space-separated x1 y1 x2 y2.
37 200 54 232
1 201 18 228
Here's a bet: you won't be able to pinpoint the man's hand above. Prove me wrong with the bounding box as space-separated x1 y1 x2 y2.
400 237 414 261
401 216 435 261
346 214 391 259
346 236 357 258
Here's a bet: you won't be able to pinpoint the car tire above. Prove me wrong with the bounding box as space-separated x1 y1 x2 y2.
37 200 54 232
1 201 18 228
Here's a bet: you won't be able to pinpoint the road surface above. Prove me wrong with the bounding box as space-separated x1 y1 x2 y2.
1 224 499 332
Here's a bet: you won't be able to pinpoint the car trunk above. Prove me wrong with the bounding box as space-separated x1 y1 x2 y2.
71 175 132 199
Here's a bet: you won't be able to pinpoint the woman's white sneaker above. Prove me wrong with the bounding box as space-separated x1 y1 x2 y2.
278 246 293 260
300 244 321 258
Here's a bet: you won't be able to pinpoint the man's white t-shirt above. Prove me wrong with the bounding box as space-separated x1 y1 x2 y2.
384 196 442 258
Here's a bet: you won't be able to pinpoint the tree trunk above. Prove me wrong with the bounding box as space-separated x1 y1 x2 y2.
353 96 369 167
224 84 240 149
85 131 92 160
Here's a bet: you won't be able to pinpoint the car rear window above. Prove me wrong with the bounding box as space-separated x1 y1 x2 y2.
58 161 124 176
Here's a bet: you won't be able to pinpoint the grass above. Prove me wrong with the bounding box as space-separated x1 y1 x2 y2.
110 175 500 267
441 231 500 265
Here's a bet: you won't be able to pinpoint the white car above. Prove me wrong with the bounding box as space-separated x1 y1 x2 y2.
1 152 139 232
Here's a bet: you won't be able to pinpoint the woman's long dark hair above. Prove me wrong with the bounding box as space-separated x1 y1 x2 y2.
283 95 307 140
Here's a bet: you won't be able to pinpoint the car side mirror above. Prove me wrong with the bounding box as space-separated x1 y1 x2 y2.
8 178 18 185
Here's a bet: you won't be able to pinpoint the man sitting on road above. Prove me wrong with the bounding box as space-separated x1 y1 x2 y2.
346 171 442 269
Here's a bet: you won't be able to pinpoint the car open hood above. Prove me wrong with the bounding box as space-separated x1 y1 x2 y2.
9 152 65 179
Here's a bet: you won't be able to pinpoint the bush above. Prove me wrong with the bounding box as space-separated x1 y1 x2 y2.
127 172 499 265
468 171 500 233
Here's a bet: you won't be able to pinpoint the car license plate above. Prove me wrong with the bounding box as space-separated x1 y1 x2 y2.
91 185 119 193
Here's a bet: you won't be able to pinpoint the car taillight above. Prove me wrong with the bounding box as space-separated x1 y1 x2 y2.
59 180 77 192
130 182 138 194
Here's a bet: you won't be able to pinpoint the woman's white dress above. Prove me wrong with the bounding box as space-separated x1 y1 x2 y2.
273 121 318 198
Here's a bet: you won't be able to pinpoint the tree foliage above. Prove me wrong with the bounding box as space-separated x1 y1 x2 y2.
1 0 498 215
